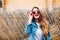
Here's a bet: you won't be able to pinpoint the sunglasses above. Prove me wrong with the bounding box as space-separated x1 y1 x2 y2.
32 11 40 14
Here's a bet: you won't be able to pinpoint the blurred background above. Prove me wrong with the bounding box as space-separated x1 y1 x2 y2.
0 0 60 40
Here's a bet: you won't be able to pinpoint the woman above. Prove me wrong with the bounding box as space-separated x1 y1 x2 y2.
25 7 50 40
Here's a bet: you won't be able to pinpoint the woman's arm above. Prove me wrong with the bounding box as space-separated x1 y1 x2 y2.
44 19 51 40
25 12 33 34
47 32 50 40
45 20 50 40
25 22 32 34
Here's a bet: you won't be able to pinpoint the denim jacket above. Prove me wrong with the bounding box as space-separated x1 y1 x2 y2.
25 21 50 40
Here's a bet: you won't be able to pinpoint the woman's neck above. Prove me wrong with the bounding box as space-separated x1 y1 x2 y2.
35 18 41 23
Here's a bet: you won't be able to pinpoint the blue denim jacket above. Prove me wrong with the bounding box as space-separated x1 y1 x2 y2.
25 21 50 40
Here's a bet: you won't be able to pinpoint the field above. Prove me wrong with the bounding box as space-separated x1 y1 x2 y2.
0 9 60 40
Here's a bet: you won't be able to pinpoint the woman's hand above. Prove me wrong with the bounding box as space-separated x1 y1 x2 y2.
28 12 33 23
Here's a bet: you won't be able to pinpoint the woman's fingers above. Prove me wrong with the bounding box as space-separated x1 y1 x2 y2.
29 12 33 18
29 12 33 16
28 12 33 23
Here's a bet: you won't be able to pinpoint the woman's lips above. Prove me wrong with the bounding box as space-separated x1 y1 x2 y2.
35 14 38 16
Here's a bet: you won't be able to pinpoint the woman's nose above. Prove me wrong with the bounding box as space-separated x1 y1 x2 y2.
35 12 37 14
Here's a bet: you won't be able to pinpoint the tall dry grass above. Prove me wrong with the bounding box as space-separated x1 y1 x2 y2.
0 9 60 40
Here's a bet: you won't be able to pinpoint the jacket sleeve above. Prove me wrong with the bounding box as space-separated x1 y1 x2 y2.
47 32 50 40
25 22 32 34
44 32 50 40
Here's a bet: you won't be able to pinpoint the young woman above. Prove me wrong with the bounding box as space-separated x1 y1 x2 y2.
25 7 50 40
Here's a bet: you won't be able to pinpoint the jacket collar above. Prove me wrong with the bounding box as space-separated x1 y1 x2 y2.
32 21 38 28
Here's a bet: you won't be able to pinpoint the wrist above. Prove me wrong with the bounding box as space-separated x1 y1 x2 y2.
28 19 32 23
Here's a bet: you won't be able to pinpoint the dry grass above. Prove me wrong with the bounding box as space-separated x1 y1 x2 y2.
0 9 60 40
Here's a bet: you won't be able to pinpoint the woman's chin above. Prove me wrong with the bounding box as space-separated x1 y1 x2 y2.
34 17 39 19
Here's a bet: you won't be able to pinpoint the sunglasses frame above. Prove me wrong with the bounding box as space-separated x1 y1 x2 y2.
32 11 40 14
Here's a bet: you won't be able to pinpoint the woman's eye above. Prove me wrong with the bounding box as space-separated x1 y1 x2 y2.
37 12 39 13
33 12 35 13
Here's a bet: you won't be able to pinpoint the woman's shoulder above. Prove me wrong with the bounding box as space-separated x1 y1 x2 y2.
26 21 37 27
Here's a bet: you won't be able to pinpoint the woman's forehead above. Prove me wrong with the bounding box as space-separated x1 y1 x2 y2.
33 8 38 11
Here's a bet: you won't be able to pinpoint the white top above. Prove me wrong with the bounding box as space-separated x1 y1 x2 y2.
34 23 43 40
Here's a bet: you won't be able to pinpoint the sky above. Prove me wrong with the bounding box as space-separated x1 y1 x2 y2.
4 0 60 12
5 0 47 11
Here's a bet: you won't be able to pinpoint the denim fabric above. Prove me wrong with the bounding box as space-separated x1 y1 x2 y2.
25 21 50 40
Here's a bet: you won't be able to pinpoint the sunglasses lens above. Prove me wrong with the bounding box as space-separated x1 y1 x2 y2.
37 11 39 13
32 11 39 14
33 12 35 14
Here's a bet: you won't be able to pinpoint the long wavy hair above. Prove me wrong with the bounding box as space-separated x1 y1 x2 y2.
31 7 50 37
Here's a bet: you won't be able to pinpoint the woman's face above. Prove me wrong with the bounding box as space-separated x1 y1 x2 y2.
32 8 40 19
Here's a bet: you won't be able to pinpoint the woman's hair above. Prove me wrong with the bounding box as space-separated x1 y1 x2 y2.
31 7 42 22
31 7 50 37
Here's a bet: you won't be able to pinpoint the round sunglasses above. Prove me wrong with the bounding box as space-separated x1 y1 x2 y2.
32 11 40 14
